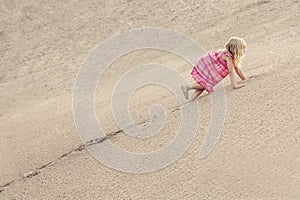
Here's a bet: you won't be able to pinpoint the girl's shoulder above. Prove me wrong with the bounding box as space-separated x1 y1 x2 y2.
210 49 232 57
220 49 233 57
216 49 233 62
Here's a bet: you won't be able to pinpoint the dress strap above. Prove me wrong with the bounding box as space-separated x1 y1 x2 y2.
222 50 236 67
222 50 232 58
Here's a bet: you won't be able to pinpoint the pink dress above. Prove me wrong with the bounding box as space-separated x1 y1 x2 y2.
190 50 233 94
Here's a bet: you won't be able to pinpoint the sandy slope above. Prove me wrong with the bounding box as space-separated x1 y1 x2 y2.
0 0 300 199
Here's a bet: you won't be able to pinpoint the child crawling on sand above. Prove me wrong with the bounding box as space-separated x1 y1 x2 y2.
181 37 249 101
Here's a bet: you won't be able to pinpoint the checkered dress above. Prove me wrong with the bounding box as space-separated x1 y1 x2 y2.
190 50 233 94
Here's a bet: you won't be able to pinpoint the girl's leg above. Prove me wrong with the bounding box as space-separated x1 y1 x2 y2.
181 83 205 100
190 89 204 101
190 83 205 90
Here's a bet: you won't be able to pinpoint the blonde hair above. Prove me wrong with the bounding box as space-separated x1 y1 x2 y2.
225 37 247 67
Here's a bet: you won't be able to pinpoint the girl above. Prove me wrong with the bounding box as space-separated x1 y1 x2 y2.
181 37 248 101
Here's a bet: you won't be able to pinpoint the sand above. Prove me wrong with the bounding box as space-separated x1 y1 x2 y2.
0 0 300 199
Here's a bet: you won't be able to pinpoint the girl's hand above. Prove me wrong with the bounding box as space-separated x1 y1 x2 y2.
233 84 246 89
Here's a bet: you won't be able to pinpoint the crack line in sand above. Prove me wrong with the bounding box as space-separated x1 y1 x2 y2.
0 130 121 193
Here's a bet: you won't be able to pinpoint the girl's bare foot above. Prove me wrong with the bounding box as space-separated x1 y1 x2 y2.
190 94 198 101
189 89 204 101
181 85 189 100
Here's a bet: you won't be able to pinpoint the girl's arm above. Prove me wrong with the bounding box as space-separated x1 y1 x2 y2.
234 64 247 80
225 56 245 89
